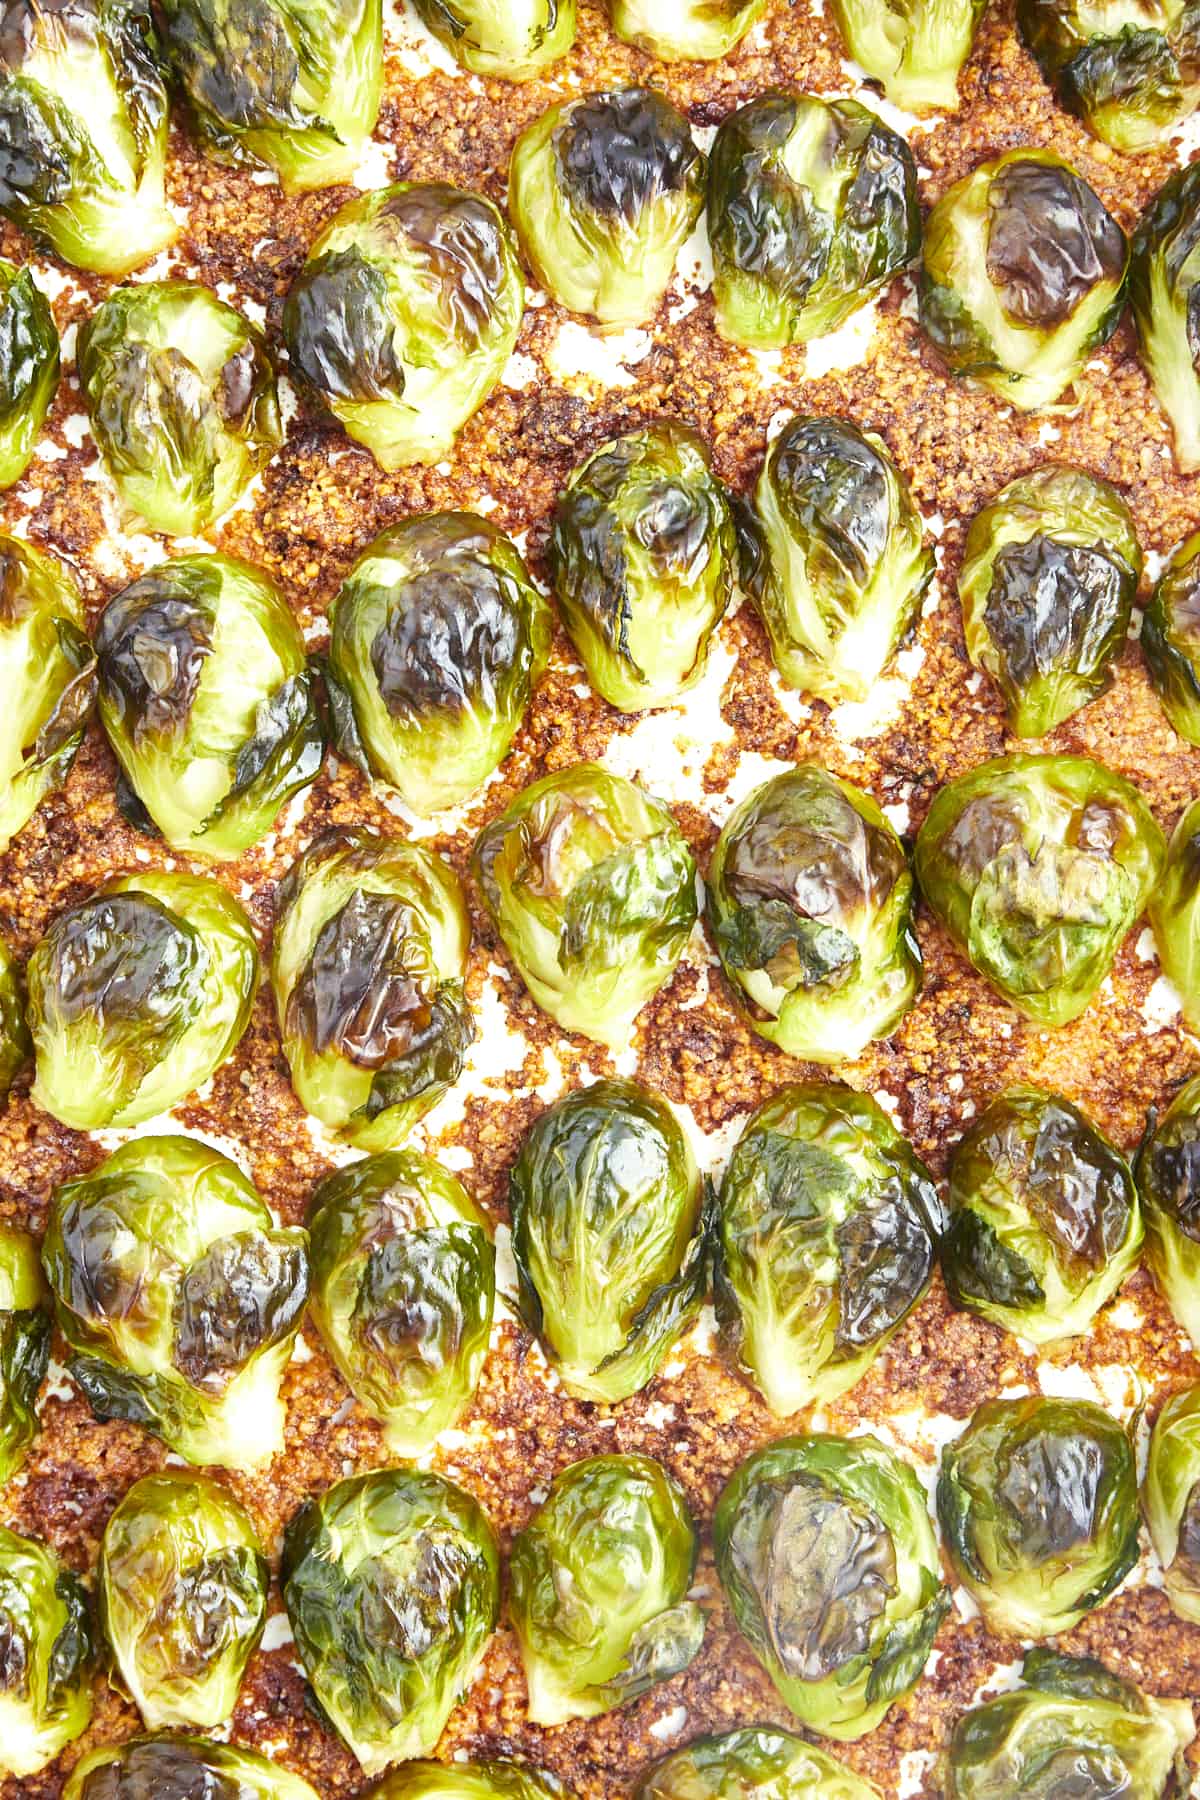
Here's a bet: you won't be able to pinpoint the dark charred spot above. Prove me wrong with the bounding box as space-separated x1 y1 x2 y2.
42 891 205 1029
552 87 699 227
998 1427 1107 1558
287 887 434 1069
284 248 403 404
770 417 891 582
95 579 214 745
756 1477 896 1680
367 540 522 723
172 1229 309 1390
985 536 1129 688
986 160 1126 328
380 184 509 346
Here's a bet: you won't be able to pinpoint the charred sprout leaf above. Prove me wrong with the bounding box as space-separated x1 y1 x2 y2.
284 182 523 469
550 422 735 712
509 1078 704 1403
0 261 58 488
713 1433 947 1741
708 766 922 1062
914 752 1164 1026
370 1763 572 1800
78 281 281 538
27 869 258 1130
0 1224 48 1488
0 932 29 1103
0 0 174 274
307 1148 495 1457
936 1394 1140 1638
472 763 697 1050
510 1454 703 1725
606 0 767 58
1149 798 1200 1032
1018 0 1200 151
42 1134 309 1467
64 1736 323 1800
959 466 1141 738
639 1726 882 1800
0 1525 92 1778
328 511 551 814
99 1471 268 1729
708 93 920 350
1136 1073 1200 1346
272 829 473 1151
411 0 573 76
1144 1384 1200 1626
159 0 382 190
1131 164 1200 471
282 1467 499 1776
509 88 705 328
829 0 988 111
943 1085 1142 1344
919 149 1128 408
1143 529 1200 742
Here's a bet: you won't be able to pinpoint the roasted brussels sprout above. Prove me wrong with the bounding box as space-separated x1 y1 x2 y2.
606 0 766 58
0 1525 92 1777
549 422 734 713
958 467 1141 738
708 94 920 350
914 753 1164 1026
271 829 473 1150
509 89 704 329
0 0 174 275
1144 531 1200 742
937 1394 1140 1638
713 1434 947 1741
830 0 987 111
0 1223 49 1487
0 536 95 856
370 1763 570 1800
919 149 1128 409
1018 0 1200 151
411 0 573 75
641 1728 881 1800
43 1135 309 1468
510 1079 705 1403
0 932 29 1103
78 281 281 539
1149 798 1200 1032
307 1149 495 1457
0 262 58 489
1131 165 1200 471
284 182 523 470
1136 1074 1200 1345
159 0 382 190
283 1467 499 1775
27 869 258 1130
97 554 323 860
473 764 697 1049
1144 1384 1200 1625
707 767 921 1062
326 512 551 815
716 1085 939 1416
65 1736 322 1800
99 1471 268 1729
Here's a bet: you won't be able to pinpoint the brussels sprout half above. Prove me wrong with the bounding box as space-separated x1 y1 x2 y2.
472 762 698 1050
326 511 551 815
411 0 574 76
1144 531 1200 744
714 1433 948 1740
943 1085 1142 1345
958 466 1141 738
509 88 705 329
1131 165 1200 472
830 0 988 111
307 1149 495 1457
919 149 1128 409
606 0 768 59
78 281 282 539
0 535 95 856
707 766 922 1063
43 1135 309 1468
160 0 382 190
0 0 174 275
914 753 1165 1027
99 1470 268 1729
272 829 474 1150
0 1223 50 1488
0 1524 93 1778
371 1763 571 1800
640 1727 881 1800
510 1079 705 1403
27 869 259 1130
283 1467 499 1776
1136 1074 1200 1345
716 1084 940 1417
1018 0 1200 151
510 1454 704 1724
0 930 29 1103
0 261 58 489
708 93 920 351
65 1736 322 1800
1149 797 1200 1032
1144 1384 1200 1626
937 1394 1141 1638
284 182 523 470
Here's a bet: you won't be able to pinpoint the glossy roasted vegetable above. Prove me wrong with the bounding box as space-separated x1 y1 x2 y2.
708 767 921 1062
0 536 95 856
509 89 704 329
370 1763 571 1800
27 869 258 1130
714 1433 947 1740
1144 531 1200 742
1144 1384 1200 1625
283 1467 499 1775
0 0 174 274
639 1727 881 1800
1131 165 1200 471
1018 0 1200 151
160 0 382 190
0 1525 92 1778
716 1085 939 1416
1149 798 1200 1031
0 933 29 1102
65 1736 322 1800
272 829 473 1150
914 753 1164 1026
307 1149 495 1457
0 1223 49 1487
510 1079 704 1403
1136 1074 1200 1345
472 763 697 1049
958 467 1141 737
606 0 767 58
97 553 323 859
411 0 573 75
326 512 550 815
0 262 58 488
919 149 1128 408
284 182 523 470
937 1394 1140 1637
830 0 987 110
43 1135 309 1467
99 1471 268 1729
510 1454 703 1724
78 281 281 538
708 94 920 350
